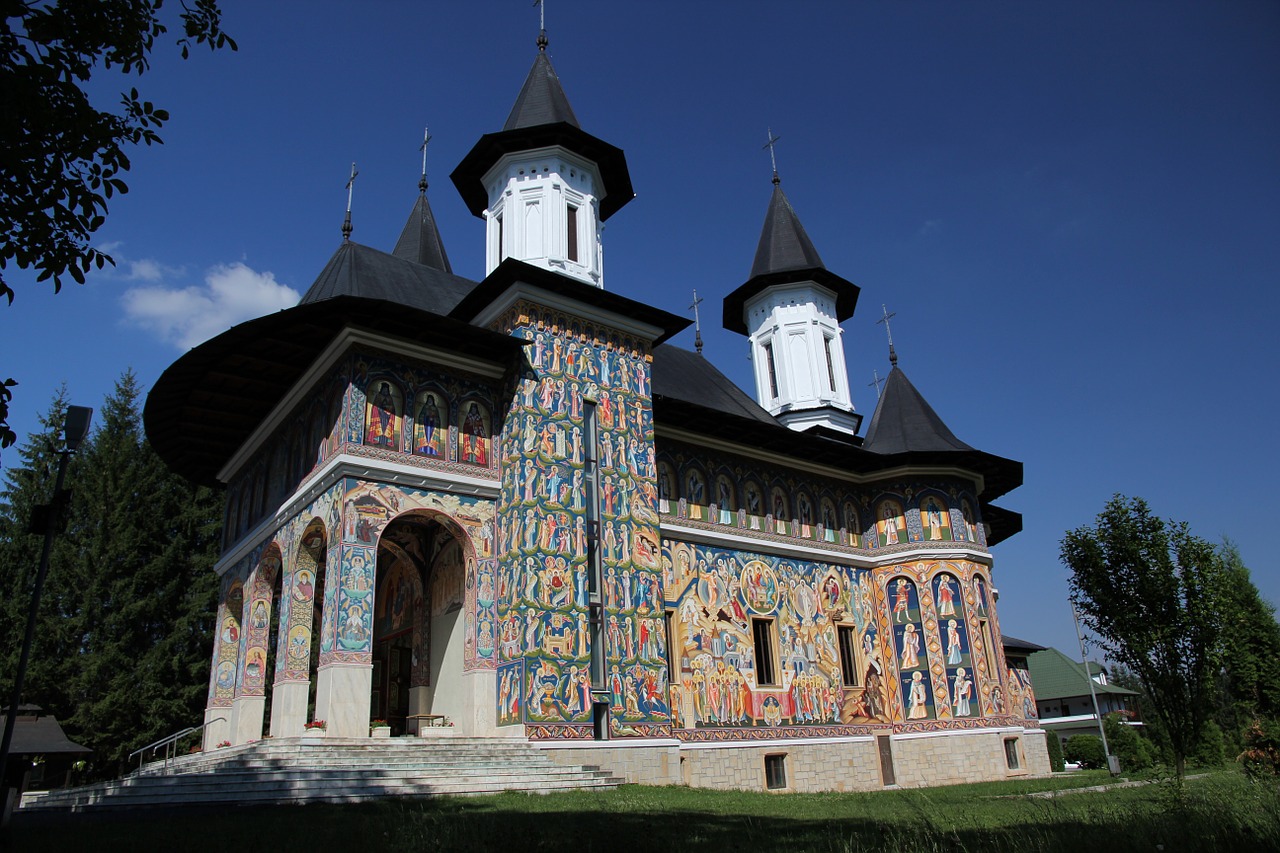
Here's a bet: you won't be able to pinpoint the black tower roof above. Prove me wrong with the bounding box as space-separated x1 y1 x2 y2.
862 367 973 454
301 240 475 314
722 182 859 335
392 189 453 273
451 43 634 222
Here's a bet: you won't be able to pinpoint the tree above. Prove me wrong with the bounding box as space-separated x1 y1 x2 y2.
0 374 222 777
0 1 236 458
1214 540 1280 743
1060 495 1230 778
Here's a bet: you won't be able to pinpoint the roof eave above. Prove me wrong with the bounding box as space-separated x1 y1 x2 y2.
721 267 860 335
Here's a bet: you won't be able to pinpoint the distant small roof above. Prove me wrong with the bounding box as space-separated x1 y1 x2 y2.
392 189 453 273
1027 647 1138 701
722 182 859 335
652 345 781 426
452 49 634 222
1002 635 1048 654
7 714 91 757
302 240 473 312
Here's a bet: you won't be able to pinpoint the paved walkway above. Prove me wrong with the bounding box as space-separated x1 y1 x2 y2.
1027 773 1206 798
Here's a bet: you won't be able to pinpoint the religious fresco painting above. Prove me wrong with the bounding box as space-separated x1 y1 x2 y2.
876 499 908 548
889 576 934 720
663 540 890 736
490 301 666 738
210 577 245 705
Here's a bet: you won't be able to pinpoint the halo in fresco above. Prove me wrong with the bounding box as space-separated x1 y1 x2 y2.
739 560 779 614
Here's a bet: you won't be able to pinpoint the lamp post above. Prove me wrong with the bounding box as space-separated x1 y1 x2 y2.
1071 601 1119 776
0 405 93 826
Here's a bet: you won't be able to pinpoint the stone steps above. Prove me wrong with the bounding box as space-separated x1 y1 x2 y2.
20 737 620 812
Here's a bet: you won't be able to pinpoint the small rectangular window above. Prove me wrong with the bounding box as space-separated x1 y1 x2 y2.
764 753 787 790
1004 738 1021 770
752 618 777 686
824 336 838 393
497 214 504 261
567 205 579 262
763 342 779 399
665 609 678 682
837 625 859 687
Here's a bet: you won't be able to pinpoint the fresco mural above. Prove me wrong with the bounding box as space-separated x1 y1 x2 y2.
889 576 934 720
491 301 666 738
663 540 890 737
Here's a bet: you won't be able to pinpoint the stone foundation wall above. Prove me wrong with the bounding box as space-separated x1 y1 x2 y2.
682 738 883 793
540 741 682 786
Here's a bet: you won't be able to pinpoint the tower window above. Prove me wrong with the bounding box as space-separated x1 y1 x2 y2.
824 336 837 393
497 214 504 262
837 625 859 687
763 342 779 399
752 618 778 686
567 205 579 262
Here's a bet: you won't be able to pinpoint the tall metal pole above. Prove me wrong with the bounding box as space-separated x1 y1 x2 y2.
1072 601 1116 773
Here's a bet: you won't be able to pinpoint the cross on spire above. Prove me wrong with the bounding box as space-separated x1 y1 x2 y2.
869 369 885 399
534 0 547 50
419 127 432 192
763 128 782 185
342 161 358 241
876 304 899 367
690 289 705 355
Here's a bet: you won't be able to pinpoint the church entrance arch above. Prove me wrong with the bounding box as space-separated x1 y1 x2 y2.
373 510 472 735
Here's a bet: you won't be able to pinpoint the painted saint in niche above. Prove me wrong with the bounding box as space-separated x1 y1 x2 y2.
936 575 957 618
293 569 314 602
900 623 921 669
946 619 963 665
220 617 239 645
961 500 979 543
921 496 949 541
820 499 838 542
907 670 929 719
843 502 860 548
412 392 447 457
365 381 402 448
459 402 490 465
953 667 973 716
796 492 814 537
893 578 911 623
876 499 906 547
715 475 734 525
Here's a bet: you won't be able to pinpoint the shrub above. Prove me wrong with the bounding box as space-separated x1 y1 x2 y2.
1046 732 1065 772
1106 712 1153 771
1239 717 1280 780
1191 720 1226 767
1065 734 1106 769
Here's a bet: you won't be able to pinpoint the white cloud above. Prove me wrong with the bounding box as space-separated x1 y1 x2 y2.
121 262 300 349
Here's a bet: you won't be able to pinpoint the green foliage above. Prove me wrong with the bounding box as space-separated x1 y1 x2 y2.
0 1 235 461
1214 541 1280 747
1064 734 1106 769
0 375 222 777
1104 712 1155 771
1191 719 1227 767
1060 495 1230 778
1046 730 1065 772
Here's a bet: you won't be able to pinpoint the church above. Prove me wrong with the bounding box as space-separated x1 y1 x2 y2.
145 30 1048 792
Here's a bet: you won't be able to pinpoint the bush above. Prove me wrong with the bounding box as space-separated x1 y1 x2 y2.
1191 719 1226 767
1046 732 1065 772
1065 734 1106 769
1106 712 1153 771
1239 717 1280 780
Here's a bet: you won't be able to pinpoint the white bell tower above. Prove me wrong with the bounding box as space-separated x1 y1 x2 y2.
724 174 862 436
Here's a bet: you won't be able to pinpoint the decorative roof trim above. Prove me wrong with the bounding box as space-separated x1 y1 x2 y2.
469 280 665 343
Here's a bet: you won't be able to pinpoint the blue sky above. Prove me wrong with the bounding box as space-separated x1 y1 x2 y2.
2 1 1277 658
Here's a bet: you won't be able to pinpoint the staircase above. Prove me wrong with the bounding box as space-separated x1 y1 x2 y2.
19 737 621 812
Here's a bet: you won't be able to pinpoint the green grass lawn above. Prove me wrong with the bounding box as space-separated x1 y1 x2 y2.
7 769 1279 852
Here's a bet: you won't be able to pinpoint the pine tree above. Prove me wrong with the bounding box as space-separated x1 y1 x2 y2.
1214 540 1280 745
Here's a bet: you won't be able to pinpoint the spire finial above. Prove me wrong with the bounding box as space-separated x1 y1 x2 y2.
534 0 548 50
877 304 899 367
869 369 885 400
763 128 782 185
690 289 705 355
342 161 358 241
419 127 431 193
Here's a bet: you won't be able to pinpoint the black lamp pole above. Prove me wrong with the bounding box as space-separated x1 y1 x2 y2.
0 405 92 826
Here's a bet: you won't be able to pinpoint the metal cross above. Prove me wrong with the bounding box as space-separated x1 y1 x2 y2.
342 161 358 241
690 289 705 355
763 128 782 182
876 304 899 366
419 128 432 191
869 370 885 399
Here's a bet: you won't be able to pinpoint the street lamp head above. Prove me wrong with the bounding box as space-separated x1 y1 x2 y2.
63 406 93 452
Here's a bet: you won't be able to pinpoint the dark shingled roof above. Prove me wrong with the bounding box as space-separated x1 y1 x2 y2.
504 50 580 130
1003 635 1048 654
722 182 859 335
861 367 973 455
451 51 634 222
301 240 475 314
7 713 91 756
392 189 453 273
651 345 780 426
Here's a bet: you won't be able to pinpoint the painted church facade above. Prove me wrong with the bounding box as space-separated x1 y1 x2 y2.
146 36 1048 792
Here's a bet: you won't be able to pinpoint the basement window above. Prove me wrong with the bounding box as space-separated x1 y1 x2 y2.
764 753 787 790
1004 738 1020 770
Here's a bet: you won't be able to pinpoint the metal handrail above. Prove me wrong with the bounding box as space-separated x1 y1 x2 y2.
128 717 225 774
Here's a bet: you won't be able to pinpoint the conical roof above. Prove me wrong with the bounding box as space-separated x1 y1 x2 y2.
503 50 580 131
861 367 973 455
392 190 453 273
750 182 825 278
722 180 859 335
300 240 475 313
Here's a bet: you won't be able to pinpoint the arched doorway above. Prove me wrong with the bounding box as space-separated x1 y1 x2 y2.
373 512 470 735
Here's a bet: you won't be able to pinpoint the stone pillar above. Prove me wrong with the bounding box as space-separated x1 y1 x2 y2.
201 705 231 751
269 679 311 737
230 695 265 745
314 662 372 737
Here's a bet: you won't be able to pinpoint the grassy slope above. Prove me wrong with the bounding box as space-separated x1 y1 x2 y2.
8 770 1279 852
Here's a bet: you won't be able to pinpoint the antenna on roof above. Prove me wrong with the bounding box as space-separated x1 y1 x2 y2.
869 369 885 399
342 161 358 242
690 289 705 355
876 304 898 367
763 128 782 185
419 127 432 193
534 0 547 51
